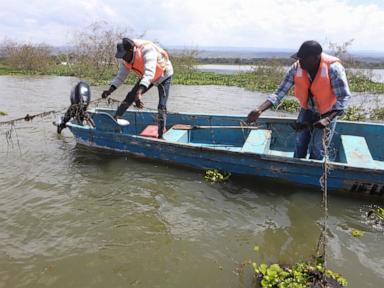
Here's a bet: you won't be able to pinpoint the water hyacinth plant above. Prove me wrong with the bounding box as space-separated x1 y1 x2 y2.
252 261 348 288
367 206 384 222
251 245 348 288
204 169 231 183
275 99 301 113
340 106 367 121
370 107 384 121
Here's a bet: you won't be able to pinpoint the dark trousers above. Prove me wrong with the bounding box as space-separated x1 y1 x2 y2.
115 77 172 137
294 109 337 160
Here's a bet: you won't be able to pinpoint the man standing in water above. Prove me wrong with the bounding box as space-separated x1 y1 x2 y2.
102 38 173 139
247 40 351 160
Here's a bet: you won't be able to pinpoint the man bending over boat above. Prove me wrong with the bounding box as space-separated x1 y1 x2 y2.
101 38 173 139
247 40 351 160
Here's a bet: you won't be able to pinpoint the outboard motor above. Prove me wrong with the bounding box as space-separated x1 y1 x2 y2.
70 81 91 106
55 81 92 134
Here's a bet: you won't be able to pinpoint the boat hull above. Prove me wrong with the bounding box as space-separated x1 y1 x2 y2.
68 110 384 196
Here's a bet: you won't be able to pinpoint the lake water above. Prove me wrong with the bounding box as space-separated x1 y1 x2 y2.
196 64 384 83
0 76 383 288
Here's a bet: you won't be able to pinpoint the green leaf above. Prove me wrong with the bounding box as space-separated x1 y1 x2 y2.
252 262 258 273
259 264 268 275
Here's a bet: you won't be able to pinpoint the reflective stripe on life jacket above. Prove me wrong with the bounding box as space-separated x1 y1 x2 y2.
122 39 169 82
294 53 340 114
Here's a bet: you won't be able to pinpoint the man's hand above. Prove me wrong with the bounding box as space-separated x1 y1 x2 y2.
314 117 331 129
134 91 144 109
101 85 116 99
57 123 66 134
247 109 262 123
246 100 273 123
101 90 111 99
134 86 146 109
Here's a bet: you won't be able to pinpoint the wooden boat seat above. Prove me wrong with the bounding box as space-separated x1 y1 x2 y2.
140 125 167 138
241 129 272 154
340 135 376 168
92 112 123 133
163 127 189 143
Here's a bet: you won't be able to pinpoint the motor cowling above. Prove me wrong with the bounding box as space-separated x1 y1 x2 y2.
70 81 91 106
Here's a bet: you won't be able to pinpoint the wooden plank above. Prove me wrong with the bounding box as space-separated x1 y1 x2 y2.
241 129 271 154
163 128 189 143
172 124 259 130
374 160 384 169
269 150 294 158
341 135 375 168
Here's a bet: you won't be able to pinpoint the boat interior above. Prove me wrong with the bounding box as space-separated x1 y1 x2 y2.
82 109 384 169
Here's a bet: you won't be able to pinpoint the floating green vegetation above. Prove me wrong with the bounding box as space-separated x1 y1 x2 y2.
370 107 384 121
2 60 384 95
0 111 8 116
0 63 23 75
275 99 301 113
340 106 367 121
204 169 231 183
172 70 282 93
348 74 384 94
251 246 347 288
351 229 364 237
367 207 384 221
252 261 348 288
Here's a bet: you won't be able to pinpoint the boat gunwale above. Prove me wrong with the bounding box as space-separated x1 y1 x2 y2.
88 108 384 127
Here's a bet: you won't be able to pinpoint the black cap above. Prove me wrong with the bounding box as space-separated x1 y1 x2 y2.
115 38 134 58
291 40 322 59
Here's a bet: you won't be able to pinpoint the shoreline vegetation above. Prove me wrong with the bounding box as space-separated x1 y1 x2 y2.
1 23 383 120
1 55 384 94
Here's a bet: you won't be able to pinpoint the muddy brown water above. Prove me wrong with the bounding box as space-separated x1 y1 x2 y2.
0 76 383 288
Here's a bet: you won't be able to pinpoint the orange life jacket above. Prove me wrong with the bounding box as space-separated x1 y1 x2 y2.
294 53 340 114
122 39 169 83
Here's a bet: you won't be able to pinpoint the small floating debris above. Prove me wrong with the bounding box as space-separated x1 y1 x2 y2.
351 229 364 238
204 169 231 183
0 111 7 116
367 207 384 221
362 205 384 230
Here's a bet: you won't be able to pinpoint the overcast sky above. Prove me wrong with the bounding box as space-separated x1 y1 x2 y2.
1 0 384 51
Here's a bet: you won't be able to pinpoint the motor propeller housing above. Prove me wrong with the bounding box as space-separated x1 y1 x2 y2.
70 81 91 106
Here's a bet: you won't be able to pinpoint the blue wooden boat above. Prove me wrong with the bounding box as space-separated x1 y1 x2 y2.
67 108 384 196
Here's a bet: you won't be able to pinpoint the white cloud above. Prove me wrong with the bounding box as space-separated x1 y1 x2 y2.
0 0 383 51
